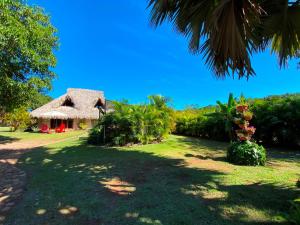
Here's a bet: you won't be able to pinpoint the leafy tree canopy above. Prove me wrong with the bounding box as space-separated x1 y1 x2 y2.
28 92 52 111
0 0 58 112
148 0 300 78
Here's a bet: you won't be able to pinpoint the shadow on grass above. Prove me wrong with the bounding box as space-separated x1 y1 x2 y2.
0 135 19 144
180 136 300 164
4 142 299 225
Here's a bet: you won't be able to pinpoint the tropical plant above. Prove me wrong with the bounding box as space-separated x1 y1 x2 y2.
174 93 300 148
148 0 300 78
233 103 256 141
227 141 266 166
215 93 236 140
88 95 174 146
227 102 266 166
3 107 31 131
0 0 58 112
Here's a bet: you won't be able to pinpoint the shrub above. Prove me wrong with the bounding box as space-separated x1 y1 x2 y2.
251 95 300 147
3 107 31 131
227 141 266 166
88 95 174 146
289 198 300 225
79 121 88 130
174 93 300 148
87 124 104 145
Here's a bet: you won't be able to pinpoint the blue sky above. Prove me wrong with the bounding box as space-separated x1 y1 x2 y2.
31 0 299 109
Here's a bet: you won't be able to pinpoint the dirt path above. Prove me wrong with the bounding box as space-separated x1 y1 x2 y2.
0 134 85 224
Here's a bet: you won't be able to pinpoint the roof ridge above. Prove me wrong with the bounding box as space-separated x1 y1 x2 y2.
67 88 104 93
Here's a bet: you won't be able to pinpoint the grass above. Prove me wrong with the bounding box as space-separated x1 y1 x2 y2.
0 127 87 143
4 135 300 225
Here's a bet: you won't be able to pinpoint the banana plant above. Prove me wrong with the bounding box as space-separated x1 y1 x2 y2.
216 93 236 141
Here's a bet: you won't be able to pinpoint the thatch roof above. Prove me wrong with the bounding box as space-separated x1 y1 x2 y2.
30 88 105 120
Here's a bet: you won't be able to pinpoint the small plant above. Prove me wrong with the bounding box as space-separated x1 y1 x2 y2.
79 121 88 130
227 141 266 166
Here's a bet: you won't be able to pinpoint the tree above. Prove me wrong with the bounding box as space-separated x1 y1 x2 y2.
148 0 300 78
0 0 58 113
28 92 53 111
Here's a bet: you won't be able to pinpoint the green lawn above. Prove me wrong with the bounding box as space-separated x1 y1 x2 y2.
0 127 87 143
4 135 300 225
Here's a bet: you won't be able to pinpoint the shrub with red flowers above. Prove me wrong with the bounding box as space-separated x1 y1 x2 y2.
227 103 266 166
233 104 256 141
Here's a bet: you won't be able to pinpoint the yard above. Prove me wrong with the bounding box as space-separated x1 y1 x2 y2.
2 133 300 225
0 127 86 144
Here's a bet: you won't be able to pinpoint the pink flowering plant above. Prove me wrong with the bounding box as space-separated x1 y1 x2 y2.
227 103 266 166
233 104 256 141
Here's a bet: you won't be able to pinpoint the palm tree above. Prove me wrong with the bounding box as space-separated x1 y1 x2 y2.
148 0 300 79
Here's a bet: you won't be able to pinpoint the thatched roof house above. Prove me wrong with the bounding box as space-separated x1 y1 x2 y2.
31 88 107 129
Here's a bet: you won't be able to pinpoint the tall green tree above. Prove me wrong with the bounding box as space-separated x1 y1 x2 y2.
148 0 300 78
0 0 58 114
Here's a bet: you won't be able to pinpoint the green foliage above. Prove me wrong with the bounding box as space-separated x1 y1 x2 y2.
79 121 88 130
88 95 174 146
227 141 266 166
174 93 300 148
289 198 300 225
148 0 300 78
0 0 58 112
3 107 31 131
174 110 228 141
216 93 236 140
251 94 300 147
28 93 52 111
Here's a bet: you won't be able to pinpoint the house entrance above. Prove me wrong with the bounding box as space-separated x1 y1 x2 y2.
50 119 74 129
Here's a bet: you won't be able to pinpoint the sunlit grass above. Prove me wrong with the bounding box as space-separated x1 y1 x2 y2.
4 135 300 225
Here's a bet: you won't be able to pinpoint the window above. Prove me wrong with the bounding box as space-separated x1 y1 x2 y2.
62 96 74 107
95 98 104 108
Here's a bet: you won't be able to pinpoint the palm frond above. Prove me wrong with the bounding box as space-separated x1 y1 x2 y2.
148 0 300 78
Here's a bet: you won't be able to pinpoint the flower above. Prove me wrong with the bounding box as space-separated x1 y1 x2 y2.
246 126 256 135
236 104 249 112
243 111 253 121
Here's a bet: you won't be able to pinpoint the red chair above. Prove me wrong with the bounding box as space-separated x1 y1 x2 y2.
40 124 50 134
55 123 66 133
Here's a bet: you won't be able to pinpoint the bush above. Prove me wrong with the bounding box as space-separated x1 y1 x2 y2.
289 198 300 225
88 95 175 146
87 124 104 145
3 107 31 131
174 94 300 148
79 121 88 130
251 94 300 147
227 141 266 166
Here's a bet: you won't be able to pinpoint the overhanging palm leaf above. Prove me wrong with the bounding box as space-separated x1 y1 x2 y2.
148 0 300 78
261 0 300 67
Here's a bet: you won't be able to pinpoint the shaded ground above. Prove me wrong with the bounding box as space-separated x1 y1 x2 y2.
0 130 87 224
2 135 300 225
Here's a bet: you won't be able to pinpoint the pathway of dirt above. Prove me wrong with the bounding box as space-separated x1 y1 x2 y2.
0 134 85 224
